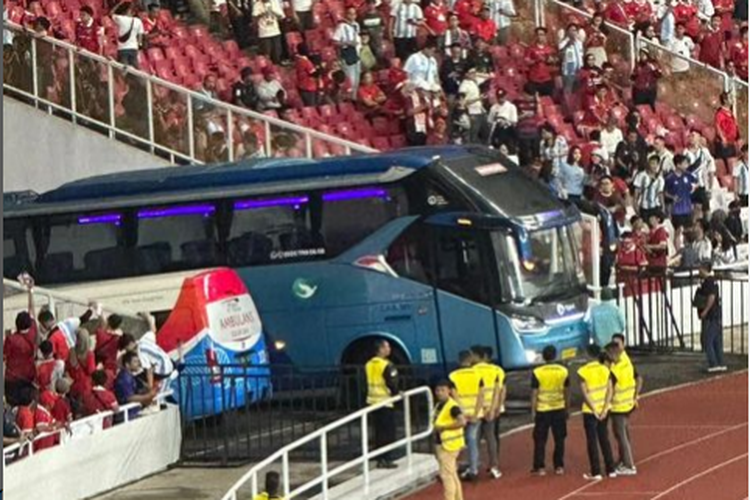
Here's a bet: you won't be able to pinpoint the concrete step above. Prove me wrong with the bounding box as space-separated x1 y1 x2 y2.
309 453 437 500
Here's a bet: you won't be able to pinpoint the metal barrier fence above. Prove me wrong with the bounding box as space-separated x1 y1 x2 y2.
2 22 376 165
616 267 748 355
178 364 437 466
3 391 174 467
221 386 434 500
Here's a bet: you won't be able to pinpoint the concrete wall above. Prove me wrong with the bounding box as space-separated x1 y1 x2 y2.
3 97 172 193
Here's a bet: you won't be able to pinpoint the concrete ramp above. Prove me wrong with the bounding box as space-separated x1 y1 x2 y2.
3 97 171 193
310 453 437 500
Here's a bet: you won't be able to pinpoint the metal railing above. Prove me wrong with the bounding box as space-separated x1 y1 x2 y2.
2 22 376 165
616 266 748 355
3 278 147 337
3 390 174 467
221 386 434 500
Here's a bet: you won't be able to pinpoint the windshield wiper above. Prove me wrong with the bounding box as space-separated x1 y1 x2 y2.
529 277 575 304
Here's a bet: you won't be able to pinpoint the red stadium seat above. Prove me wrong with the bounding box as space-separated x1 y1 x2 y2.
148 47 165 62
153 60 174 80
389 135 407 149
44 1 63 19
184 44 203 61
318 104 336 122
371 137 390 150
223 39 241 58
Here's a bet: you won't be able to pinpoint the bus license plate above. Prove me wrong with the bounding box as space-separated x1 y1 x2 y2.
561 348 577 360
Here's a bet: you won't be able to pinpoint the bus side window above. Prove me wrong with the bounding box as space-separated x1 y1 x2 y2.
3 220 34 280
385 223 433 286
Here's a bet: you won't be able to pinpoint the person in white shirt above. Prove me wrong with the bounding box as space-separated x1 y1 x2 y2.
391 0 424 61
633 155 666 217
488 0 516 45
404 43 440 91
684 129 716 212
333 7 363 98
253 0 285 64
458 67 486 144
696 0 714 23
112 1 144 68
658 0 677 44
291 0 316 31
487 89 518 150
3 7 13 48
558 23 584 94
600 117 624 160
653 136 675 174
256 66 287 110
667 23 695 74
734 144 749 205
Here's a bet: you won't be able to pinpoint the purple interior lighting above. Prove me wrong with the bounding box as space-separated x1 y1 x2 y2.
234 196 310 210
138 204 216 219
322 188 388 202
78 214 122 225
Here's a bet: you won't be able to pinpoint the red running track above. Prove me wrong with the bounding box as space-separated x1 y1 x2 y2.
408 371 748 500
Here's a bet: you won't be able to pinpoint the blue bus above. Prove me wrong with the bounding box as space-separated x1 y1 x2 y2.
3 146 590 370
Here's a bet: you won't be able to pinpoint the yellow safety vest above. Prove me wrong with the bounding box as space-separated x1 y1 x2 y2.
611 357 637 414
473 362 505 414
252 494 284 500
577 361 611 414
435 397 466 452
533 363 569 412
449 367 482 418
366 357 393 407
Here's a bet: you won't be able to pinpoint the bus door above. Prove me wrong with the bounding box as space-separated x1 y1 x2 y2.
429 224 499 367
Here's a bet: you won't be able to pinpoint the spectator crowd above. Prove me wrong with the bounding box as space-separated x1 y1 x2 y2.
3 276 175 459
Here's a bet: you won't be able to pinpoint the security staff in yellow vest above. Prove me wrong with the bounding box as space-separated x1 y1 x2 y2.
606 339 643 476
434 380 467 500
365 339 399 469
449 350 484 481
530 345 570 476
577 344 617 481
252 471 284 500
470 345 505 480
611 333 631 367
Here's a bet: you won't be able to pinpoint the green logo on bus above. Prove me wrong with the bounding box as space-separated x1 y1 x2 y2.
292 278 318 300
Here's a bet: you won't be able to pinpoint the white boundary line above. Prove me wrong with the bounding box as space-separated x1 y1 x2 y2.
647 453 748 500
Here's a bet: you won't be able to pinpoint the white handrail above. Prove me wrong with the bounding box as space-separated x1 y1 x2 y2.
2 22 377 164
3 278 142 320
221 386 435 500
3 390 174 467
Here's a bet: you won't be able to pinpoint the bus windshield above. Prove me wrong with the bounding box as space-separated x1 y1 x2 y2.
492 225 585 303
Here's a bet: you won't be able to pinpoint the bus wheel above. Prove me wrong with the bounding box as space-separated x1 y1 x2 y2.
339 337 409 411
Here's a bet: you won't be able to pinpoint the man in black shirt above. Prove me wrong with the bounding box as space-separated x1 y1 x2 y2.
696 260 726 372
232 67 261 111
440 43 468 100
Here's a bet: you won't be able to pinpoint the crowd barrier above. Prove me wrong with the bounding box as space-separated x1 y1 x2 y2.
2 22 375 165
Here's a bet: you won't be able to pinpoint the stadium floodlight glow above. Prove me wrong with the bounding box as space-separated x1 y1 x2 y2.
234 196 310 210
137 204 216 219
322 187 388 202
78 214 122 225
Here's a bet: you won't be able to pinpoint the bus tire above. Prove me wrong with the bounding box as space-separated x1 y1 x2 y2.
339 337 409 411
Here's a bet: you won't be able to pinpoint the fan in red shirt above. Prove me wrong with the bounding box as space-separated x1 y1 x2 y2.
66 329 96 403
75 6 103 54
713 0 736 34
4 311 38 406
35 340 65 392
603 0 633 27
142 4 170 47
424 0 449 42
357 71 387 114
15 388 36 441
714 92 740 159
34 390 60 451
580 84 609 135
95 314 124 388
644 211 670 269
82 370 120 428
471 7 497 43
454 0 478 30
51 379 74 425
699 15 726 69
295 45 320 107
729 27 748 80
616 230 651 297
526 27 556 96
673 0 701 39
630 0 653 25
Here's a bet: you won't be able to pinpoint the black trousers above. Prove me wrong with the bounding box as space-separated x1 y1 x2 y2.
394 37 418 61
259 35 284 64
372 407 397 462
296 10 314 31
490 125 518 151
533 410 567 470
583 413 615 476
632 88 657 109
300 90 318 107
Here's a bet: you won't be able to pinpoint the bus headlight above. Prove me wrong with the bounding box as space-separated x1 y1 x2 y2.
274 340 287 351
525 350 542 363
511 315 548 334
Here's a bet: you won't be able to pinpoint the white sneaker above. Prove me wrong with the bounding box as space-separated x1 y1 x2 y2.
583 473 603 481
490 467 502 479
607 471 618 478
617 467 637 476
717 366 728 372
554 467 565 476
707 366 722 373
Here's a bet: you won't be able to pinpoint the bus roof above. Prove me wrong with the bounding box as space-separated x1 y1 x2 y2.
4 146 475 217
